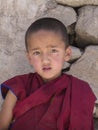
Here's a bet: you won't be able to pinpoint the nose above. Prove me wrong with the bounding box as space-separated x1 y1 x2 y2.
41 52 50 64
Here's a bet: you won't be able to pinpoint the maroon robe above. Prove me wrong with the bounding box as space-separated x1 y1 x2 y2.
1 73 96 130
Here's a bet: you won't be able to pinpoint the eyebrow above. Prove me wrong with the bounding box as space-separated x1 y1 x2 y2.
30 48 40 51
46 45 58 48
30 45 58 51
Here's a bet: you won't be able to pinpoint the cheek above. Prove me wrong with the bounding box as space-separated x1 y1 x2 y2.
29 57 40 67
52 53 65 62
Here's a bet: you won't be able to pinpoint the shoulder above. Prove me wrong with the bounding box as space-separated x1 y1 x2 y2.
0 73 35 99
64 73 89 87
64 73 96 101
1 73 35 87
63 73 94 95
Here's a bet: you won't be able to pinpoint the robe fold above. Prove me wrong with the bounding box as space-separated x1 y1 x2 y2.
1 73 96 130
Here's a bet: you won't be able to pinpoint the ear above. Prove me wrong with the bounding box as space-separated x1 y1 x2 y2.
64 46 72 62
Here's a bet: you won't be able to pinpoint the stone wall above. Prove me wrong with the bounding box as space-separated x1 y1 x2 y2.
0 0 98 126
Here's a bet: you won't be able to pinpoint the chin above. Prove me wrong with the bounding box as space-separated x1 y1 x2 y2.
43 75 58 82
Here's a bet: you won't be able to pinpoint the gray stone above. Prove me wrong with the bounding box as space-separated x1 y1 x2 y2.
0 48 12 83
45 0 57 9
75 6 98 47
9 51 34 76
63 62 70 70
40 5 77 27
56 0 98 7
69 46 82 62
35 0 57 19
0 50 34 84
67 46 98 102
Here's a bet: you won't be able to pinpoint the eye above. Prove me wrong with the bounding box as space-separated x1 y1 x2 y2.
51 49 58 53
33 51 40 56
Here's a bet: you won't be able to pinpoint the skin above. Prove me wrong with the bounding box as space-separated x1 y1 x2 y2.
27 30 71 82
0 91 17 130
0 30 71 130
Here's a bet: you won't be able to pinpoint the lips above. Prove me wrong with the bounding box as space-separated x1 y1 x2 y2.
42 67 51 71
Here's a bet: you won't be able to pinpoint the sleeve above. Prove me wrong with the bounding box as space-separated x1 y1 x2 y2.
0 75 28 100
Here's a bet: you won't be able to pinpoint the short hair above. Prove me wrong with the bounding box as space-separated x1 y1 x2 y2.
25 17 69 51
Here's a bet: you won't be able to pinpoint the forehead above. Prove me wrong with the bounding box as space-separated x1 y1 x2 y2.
27 30 65 49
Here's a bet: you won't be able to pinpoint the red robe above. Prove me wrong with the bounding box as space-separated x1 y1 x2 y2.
1 73 96 130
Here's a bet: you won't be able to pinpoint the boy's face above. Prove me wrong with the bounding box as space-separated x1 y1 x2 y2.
27 30 71 82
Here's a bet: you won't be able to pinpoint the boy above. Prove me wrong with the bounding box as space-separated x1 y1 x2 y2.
0 17 96 130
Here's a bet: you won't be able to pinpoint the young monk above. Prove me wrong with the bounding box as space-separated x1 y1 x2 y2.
0 17 96 130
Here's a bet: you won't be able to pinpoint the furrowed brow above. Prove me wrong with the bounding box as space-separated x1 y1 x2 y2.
31 48 40 51
47 45 58 48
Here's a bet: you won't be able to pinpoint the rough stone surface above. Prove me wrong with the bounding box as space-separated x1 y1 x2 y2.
40 5 77 27
75 6 98 47
69 46 82 62
56 0 98 7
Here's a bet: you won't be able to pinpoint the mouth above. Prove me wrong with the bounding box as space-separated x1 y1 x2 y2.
42 67 51 71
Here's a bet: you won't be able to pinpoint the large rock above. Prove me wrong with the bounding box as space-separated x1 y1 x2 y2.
75 6 98 47
56 0 98 7
40 5 77 27
67 46 98 102
0 50 34 84
0 0 51 17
